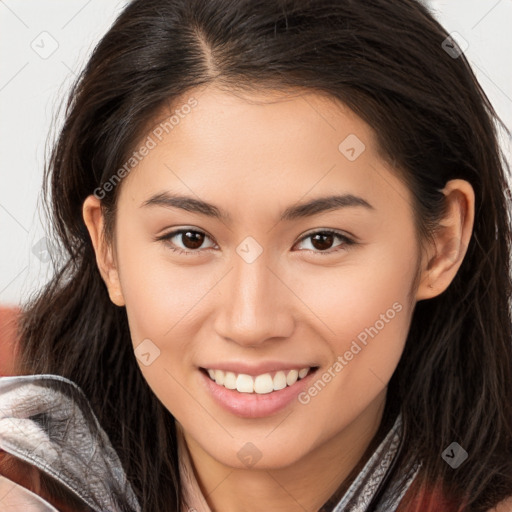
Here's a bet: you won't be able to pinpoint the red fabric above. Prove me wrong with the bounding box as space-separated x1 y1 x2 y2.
397 478 462 512
0 305 20 376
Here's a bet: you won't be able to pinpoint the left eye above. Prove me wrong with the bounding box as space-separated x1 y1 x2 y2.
294 230 355 254
157 228 355 255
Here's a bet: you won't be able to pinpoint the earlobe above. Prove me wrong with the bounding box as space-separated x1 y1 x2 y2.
415 179 475 302
82 195 126 307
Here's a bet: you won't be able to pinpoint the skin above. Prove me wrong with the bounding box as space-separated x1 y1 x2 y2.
83 86 475 512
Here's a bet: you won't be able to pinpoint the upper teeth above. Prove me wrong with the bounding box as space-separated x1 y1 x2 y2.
206 368 311 394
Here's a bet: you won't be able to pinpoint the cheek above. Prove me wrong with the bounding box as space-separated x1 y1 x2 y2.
295 240 415 347
292 240 416 400
290 275 412 448
115 230 216 345
113 232 209 416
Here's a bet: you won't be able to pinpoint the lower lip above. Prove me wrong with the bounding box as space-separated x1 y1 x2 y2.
198 368 317 419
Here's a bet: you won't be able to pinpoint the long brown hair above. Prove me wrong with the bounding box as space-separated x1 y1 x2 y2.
16 0 512 510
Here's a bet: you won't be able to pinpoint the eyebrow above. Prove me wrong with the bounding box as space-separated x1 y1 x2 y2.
140 192 374 222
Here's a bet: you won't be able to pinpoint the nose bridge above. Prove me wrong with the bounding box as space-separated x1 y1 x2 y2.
214 245 294 345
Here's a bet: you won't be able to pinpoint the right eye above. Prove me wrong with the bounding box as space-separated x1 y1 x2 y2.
156 228 218 255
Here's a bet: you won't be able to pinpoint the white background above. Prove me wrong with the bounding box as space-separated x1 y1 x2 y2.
1 0 511 306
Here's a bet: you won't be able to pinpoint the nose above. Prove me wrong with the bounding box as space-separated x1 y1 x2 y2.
213 251 295 347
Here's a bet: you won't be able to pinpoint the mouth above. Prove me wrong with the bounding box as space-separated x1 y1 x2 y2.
200 366 318 394
199 365 320 418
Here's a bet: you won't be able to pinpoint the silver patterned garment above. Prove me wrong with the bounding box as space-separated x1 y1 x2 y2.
331 412 421 511
0 374 141 512
0 374 419 512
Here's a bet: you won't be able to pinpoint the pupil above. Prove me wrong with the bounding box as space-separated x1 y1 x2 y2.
183 231 204 249
312 233 333 251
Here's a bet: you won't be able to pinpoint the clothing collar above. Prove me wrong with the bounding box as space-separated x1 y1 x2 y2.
0 374 141 512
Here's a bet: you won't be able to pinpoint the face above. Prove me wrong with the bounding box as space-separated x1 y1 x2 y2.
89 86 425 469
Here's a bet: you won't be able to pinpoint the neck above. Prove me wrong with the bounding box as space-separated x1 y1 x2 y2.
179 390 388 512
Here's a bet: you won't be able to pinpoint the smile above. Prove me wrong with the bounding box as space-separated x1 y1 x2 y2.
203 367 313 394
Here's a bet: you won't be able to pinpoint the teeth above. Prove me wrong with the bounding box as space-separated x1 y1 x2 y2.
273 371 287 390
224 371 237 390
214 369 225 386
286 369 298 386
236 374 254 393
206 367 312 393
298 368 309 379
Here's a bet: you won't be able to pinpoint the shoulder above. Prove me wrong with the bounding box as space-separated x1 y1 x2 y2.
487 496 512 512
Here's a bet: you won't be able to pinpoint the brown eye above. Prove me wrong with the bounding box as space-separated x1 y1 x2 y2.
157 228 354 256
178 230 205 249
310 232 335 251
295 230 355 255
158 228 216 255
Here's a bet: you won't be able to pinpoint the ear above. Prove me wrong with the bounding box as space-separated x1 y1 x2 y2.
415 179 475 301
82 195 126 307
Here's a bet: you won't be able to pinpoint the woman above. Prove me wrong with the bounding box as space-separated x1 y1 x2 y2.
1 0 511 510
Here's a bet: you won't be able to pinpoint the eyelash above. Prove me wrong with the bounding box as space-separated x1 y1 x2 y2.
156 228 356 256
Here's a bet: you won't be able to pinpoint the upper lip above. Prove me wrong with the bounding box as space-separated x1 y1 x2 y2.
199 361 317 376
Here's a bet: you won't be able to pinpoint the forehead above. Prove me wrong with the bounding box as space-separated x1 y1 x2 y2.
117 86 412 222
